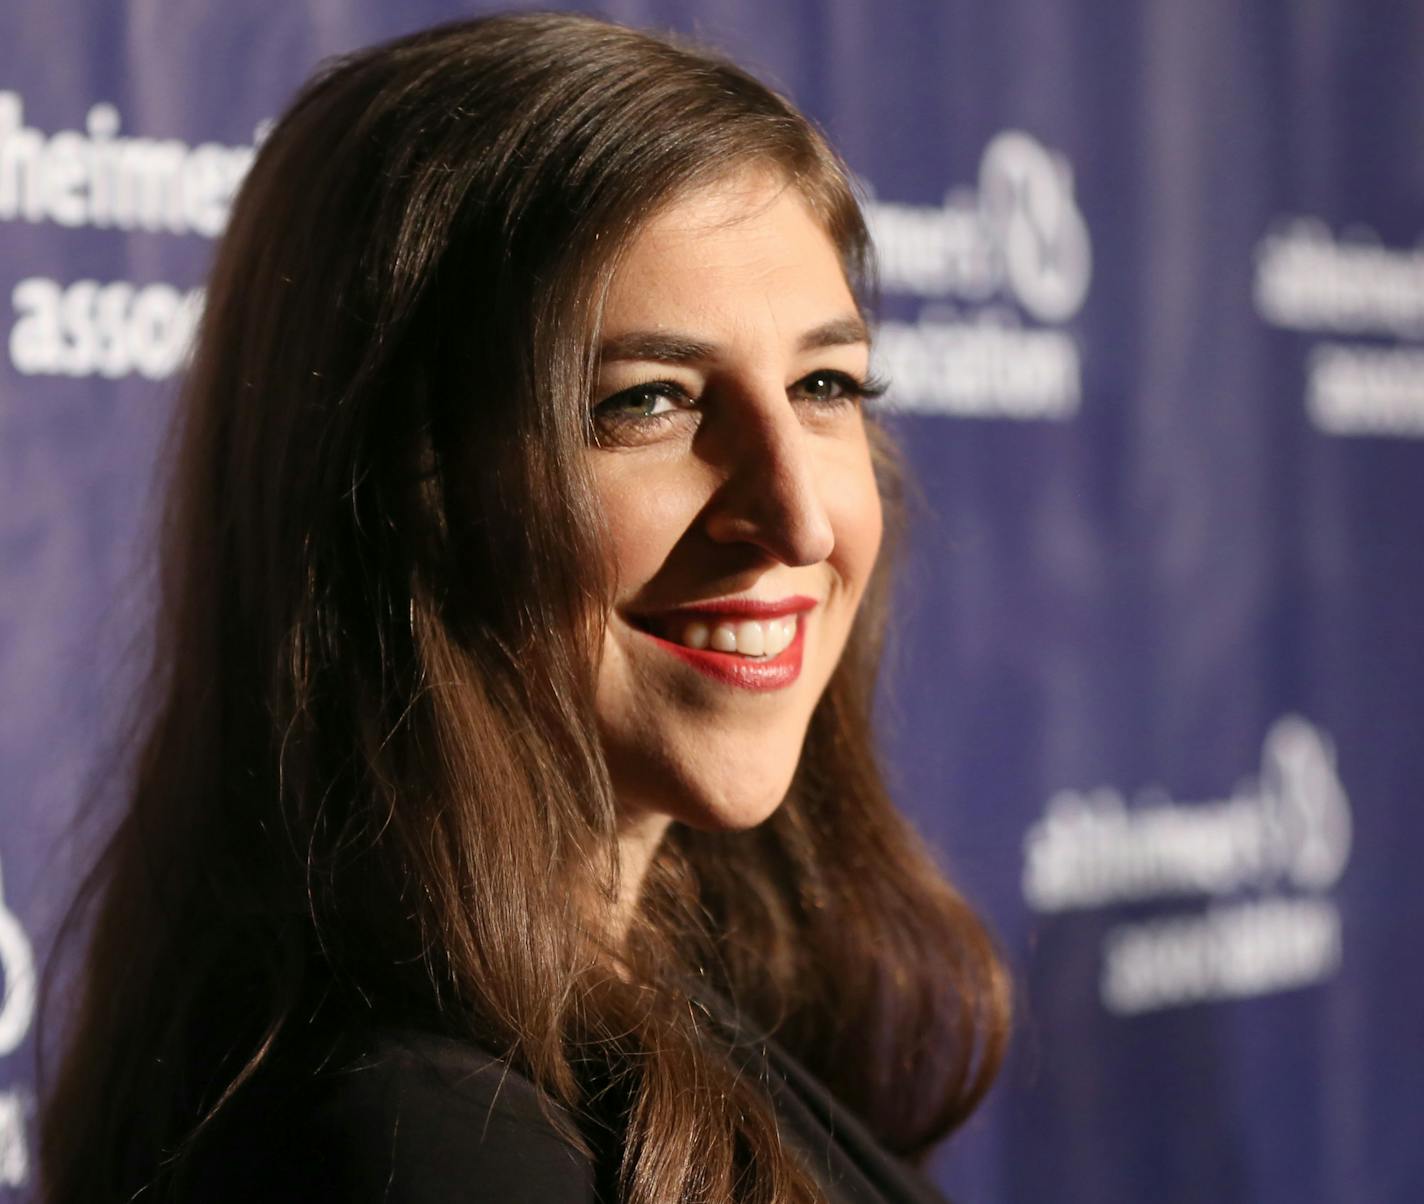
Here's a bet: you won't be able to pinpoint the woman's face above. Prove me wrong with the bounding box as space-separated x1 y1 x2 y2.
587 169 884 856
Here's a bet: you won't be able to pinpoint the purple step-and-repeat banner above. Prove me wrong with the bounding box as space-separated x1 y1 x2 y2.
3 2 1422 1200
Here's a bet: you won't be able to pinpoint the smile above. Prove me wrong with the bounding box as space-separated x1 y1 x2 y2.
672 615 798 658
628 597 815 691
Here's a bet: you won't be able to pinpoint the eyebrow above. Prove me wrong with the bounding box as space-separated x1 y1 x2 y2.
597 315 871 366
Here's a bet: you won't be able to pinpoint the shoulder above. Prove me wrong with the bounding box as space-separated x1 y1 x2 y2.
185 1027 601 1203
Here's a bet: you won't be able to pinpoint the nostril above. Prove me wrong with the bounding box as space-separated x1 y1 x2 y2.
701 474 835 566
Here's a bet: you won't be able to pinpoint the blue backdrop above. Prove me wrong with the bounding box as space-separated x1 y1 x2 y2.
4 2 1422 1200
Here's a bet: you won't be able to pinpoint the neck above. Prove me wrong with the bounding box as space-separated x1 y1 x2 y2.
614 809 671 937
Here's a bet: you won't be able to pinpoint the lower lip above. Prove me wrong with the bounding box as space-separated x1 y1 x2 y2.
638 616 807 691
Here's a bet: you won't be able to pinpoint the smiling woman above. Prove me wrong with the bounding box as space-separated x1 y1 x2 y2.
39 13 1007 1204
591 173 886 879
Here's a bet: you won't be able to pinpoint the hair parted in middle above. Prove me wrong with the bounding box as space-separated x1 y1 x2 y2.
39 13 1009 1204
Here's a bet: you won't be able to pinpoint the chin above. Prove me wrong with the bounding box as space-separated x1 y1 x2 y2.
673 784 792 834
611 745 801 835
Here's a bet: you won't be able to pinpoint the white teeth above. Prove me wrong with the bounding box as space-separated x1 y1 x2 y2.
676 615 797 658
736 621 765 656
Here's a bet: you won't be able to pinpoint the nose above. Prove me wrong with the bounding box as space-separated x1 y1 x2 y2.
700 395 836 566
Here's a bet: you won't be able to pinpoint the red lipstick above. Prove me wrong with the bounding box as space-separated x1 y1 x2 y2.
656 596 817 619
631 596 815 691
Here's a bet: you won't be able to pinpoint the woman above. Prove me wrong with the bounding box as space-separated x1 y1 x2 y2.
40 12 1008 1203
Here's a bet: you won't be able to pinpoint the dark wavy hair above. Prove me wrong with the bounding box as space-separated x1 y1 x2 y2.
39 13 1009 1203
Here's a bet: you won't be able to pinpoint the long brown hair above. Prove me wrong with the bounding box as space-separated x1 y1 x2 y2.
39 13 1008 1203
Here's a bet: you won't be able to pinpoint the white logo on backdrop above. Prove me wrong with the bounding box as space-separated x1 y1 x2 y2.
9 276 204 380
0 1091 25 1188
1254 218 1424 438
0 91 259 236
0 89 262 380
0 853 36 1188
1023 717 1350 1015
0 857 34 1058
864 131 1091 420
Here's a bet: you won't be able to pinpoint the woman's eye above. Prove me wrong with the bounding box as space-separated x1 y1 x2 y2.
594 382 693 420
791 370 887 406
590 381 694 443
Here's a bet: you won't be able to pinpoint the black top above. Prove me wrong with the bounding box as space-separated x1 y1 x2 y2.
183 1009 952 1203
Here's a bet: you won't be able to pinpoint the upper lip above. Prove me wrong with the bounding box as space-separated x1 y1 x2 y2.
629 594 818 623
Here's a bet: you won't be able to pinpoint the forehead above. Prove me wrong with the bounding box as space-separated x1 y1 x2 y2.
601 170 857 338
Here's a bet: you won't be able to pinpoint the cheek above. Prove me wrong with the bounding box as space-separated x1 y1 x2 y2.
828 451 885 600
593 465 697 589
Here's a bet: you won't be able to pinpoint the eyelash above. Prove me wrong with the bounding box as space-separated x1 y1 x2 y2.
590 369 889 440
